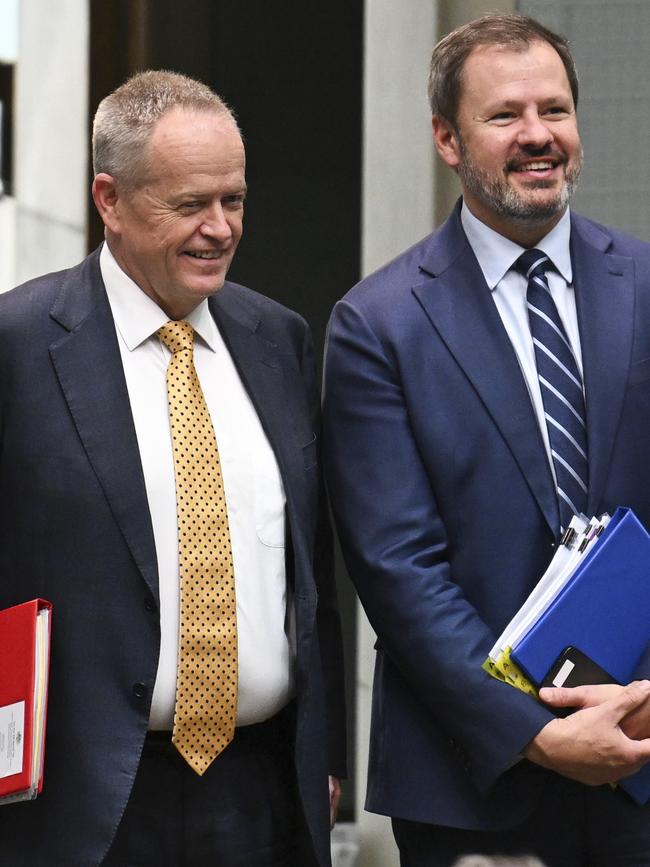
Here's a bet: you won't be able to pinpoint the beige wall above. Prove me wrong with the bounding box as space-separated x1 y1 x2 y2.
0 0 89 293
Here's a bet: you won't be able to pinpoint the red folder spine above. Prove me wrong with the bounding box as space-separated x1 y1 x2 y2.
0 599 52 800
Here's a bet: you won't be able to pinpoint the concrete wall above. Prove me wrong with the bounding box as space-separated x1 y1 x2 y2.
0 0 89 293
0 0 19 290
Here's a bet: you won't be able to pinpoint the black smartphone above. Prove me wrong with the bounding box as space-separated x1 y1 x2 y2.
540 645 619 690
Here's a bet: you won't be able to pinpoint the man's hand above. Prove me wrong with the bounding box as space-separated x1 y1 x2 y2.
328 776 341 829
523 680 650 785
540 681 650 740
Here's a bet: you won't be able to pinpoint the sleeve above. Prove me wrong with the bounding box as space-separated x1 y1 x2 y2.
633 643 650 681
322 298 552 793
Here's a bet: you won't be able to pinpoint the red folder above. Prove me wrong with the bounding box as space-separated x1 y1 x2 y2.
0 599 52 803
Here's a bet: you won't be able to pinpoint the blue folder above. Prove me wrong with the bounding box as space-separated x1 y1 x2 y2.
511 507 650 804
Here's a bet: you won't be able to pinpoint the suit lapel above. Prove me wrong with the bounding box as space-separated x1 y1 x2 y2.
570 216 635 514
209 288 293 465
48 251 159 600
208 289 309 549
413 212 560 534
208 288 319 688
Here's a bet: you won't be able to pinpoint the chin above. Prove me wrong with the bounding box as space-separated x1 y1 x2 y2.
511 178 559 195
188 275 227 294
511 180 569 207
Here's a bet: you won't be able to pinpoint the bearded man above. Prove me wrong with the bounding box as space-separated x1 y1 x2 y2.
323 13 650 867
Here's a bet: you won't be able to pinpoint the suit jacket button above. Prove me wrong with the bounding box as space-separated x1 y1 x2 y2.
144 598 157 613
133 682 147 699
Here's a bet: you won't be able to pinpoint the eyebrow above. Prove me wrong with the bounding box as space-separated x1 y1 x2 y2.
171 184 248 200
485 94 572 112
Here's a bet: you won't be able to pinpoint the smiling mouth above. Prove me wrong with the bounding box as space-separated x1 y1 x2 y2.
184 250 223 260
512 160 559 173
507 149 567 175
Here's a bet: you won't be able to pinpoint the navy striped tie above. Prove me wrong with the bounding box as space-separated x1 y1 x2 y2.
515 249 588 531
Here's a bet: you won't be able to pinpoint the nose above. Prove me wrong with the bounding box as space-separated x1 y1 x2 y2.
200 204 232 241
517 110 553 150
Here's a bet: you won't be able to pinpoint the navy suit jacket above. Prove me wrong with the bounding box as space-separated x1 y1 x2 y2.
0 247 346 866
323 203 650 830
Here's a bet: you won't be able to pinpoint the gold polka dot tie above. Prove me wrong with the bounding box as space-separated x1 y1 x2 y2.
158 320 238 776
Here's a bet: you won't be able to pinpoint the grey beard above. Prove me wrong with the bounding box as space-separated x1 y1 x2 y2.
457 145 583 226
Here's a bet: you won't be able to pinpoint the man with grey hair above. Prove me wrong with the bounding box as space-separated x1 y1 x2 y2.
324 11 650 867
0 69 345 866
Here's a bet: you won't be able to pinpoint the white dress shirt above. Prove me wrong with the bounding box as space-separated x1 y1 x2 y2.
100 242 295 729
461 203 584 474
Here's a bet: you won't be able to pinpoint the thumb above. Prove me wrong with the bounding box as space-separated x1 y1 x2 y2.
539 685 589 707
604 680 650 723
539 683 620 709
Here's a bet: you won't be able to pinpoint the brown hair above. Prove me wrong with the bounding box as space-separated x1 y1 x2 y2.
428 13 578 127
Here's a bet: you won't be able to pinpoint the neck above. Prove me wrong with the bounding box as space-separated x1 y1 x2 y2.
462 200 567 248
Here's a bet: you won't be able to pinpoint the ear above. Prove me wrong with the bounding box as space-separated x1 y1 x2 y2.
92 173 123 234
432 115 461 170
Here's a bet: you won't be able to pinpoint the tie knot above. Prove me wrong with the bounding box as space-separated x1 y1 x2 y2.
515 248 551 281
158 320 194 354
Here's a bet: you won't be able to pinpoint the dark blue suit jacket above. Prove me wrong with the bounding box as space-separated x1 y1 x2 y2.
323 203 650 830
0 247 346 865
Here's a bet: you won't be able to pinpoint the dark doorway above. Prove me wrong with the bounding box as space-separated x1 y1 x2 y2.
89 0 363 818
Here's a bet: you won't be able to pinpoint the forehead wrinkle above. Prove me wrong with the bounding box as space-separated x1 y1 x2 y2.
143 108 245 182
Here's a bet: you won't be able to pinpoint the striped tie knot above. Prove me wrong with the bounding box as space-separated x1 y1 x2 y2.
515 248 552 283
514 249 589 532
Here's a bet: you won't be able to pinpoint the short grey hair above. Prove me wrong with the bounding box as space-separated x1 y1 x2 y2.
92 69 239 190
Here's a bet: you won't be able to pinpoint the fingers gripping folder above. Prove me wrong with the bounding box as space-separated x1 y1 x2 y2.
483 507 650 804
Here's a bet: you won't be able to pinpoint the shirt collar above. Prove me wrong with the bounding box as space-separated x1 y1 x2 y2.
100 242 219 352
460 201 573 290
